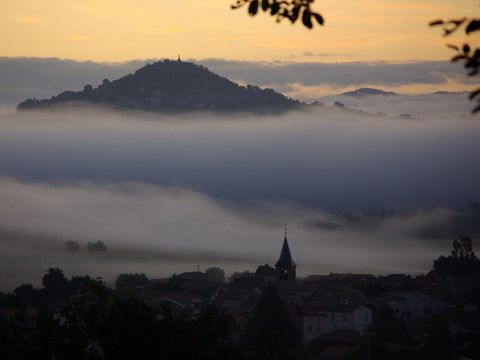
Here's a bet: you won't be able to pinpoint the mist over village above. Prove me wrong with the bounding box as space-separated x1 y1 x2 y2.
1 1 480 360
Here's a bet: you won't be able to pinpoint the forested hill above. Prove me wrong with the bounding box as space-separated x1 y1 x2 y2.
17 59 301 113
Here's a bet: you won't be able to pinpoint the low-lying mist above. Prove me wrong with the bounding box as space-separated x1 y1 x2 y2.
0 106 479 289
1 177 477 290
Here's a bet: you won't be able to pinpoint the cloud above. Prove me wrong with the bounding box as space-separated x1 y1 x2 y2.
200 59 471 88
0 57 474 105
0 57 151 105
0 107 479 210
296 52 352 58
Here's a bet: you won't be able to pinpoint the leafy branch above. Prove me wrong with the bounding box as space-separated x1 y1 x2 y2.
231 0 324 29
430 17 480 113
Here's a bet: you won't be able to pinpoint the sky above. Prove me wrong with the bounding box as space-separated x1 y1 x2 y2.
1 0 477 62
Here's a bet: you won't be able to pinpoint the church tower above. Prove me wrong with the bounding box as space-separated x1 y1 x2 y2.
275 225 296 283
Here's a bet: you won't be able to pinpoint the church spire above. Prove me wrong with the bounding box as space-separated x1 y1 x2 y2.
275 225 296 268
275 225 296 283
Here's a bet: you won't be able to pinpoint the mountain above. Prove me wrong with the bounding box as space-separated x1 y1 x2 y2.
17 59 300 113
342 88 397 98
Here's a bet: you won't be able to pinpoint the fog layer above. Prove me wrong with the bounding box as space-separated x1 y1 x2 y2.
0 177 470 290
0 108 479 209
0 107 479 289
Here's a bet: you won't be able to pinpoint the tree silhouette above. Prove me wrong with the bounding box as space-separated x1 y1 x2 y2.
243 286 301 359
96 294 159 360
42 267 69 302
205 267 226 283
430 17 480 113
434 236 480 276
66 240 80 253
231 0 324 29
12 283 39 307
115 273 150 290
87 241 107 254
369 305 411 345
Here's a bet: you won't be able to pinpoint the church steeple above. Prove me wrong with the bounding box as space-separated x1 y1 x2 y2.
275 224 296 283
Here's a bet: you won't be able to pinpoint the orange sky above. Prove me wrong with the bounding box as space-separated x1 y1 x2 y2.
0 0 478 62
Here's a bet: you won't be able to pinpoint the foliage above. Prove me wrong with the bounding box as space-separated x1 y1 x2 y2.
231 0 323 29
70 275 108 297
243 286 301 359
42 267 70 302
66 241 80 253
228 270 253 282
430 17 480 113
0 284 239 360
12 283 39 307
433 236 480 277
369 305 411 345
205 267 226 283
87 241 107 254
159 304 239 359
96 294 159 359
114 273 150 290
416 317 454 360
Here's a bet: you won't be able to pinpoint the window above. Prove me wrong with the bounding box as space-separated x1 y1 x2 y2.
330 313 335 322
307 325 312 333
342 314 346 322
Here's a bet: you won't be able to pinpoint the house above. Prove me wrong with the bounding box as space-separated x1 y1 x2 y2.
254 264 276 284
376 293 408 319
397 291 450 319
214 286 261 313
142 290 202 312
299 303 372 343
170 271 220 298
303 273 376 290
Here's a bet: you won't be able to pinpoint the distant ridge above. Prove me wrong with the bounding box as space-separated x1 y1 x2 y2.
342 88 397 98
17 59 300 113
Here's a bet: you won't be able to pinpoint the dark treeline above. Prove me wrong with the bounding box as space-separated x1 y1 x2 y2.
0 269 303 360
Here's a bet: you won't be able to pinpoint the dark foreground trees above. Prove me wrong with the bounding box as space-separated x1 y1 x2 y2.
0 287 239 360
243 286 302 360
0 270 309 360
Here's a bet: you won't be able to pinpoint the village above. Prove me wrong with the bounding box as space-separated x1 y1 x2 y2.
118 233 479 359
1 231 479 359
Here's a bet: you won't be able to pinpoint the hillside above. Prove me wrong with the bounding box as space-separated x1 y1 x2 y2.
342 88 397 98
17 59 300 113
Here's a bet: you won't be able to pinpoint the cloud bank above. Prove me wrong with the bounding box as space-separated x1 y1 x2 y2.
1 108 479 210
0 57 474 105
